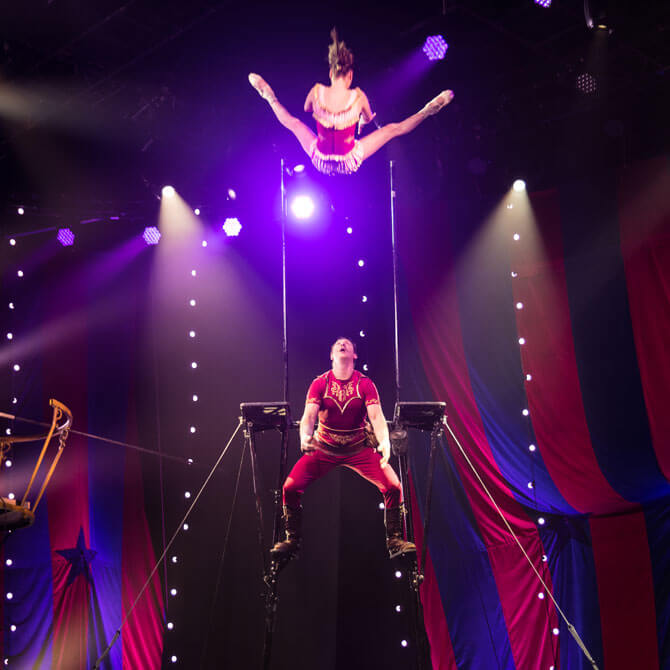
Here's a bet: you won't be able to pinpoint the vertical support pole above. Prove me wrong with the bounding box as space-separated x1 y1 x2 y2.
274 424 290 547
419 423 440 580
246 422 268 574
280 158 289 405
389 160 401 409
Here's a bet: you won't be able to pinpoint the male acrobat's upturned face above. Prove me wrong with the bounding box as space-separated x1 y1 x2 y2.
330 338 357 364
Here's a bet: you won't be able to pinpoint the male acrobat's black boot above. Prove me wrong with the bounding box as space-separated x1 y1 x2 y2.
270 505 302 558
384 506 416 559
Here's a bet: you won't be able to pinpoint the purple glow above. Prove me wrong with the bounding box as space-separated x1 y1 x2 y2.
223 217 242 237
422 35 448 61
57 228 75 246
534 0 552 6
143 226 161 245
290 195 315 220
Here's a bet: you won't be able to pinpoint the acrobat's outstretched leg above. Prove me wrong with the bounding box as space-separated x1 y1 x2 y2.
359 90 454 161
249 74 316 156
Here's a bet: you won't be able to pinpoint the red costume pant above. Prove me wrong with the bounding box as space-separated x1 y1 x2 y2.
283 447 402 509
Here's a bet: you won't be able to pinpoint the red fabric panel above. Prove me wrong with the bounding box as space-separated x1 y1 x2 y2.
409 476 458 670
122 398 164 669
510 189 629 514
43 325 91 669
589 511 659 669
121 390 165 670
121 452 164 668
401 205 559 670
618 157 670 482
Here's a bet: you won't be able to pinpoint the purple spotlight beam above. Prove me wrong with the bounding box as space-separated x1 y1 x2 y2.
143 226 161 245
422 35 448 61
57 228 75 246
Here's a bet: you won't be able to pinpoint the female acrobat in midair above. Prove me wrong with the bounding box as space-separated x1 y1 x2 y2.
249 29 454 176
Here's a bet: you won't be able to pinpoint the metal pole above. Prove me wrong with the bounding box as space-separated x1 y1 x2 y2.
389 160 401 408
280 158 289 404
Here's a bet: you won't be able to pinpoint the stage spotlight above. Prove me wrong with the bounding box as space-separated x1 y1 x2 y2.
534 0 551 6
57 228 75 247
576 73 597 94
223 217 242 237
227 188 237 200
17 207 24 215
290 195 315 220
422 35 448 61
9 239 16 246
584 0 612 30
294 164 305 173
513 179 526 192
143 226 161 245
162 185 176 198
194 208 201 216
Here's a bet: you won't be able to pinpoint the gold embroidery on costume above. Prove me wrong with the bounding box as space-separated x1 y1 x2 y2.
323 374 361 413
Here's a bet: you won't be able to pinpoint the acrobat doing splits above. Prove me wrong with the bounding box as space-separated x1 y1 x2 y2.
249 29 454 176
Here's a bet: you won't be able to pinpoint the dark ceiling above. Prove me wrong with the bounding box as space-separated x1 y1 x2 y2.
1 0 668 227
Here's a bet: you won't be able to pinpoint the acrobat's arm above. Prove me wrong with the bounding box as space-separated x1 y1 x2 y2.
359 89 376 126
304 85 317 113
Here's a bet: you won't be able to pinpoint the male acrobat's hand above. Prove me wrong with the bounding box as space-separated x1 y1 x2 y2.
301 436 317 453
377 438 391 468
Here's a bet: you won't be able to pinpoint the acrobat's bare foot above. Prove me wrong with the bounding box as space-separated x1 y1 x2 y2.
422 90 454 116
248 73 277 104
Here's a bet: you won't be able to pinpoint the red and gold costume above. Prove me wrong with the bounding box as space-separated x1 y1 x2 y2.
283 370 402 510
309 84 365 176
308 370 379 453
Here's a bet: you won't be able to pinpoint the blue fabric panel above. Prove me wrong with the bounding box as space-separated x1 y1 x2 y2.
559 177 670 502
643 499 670 669
3 501 55 669
539 519 604 670
400 278 516 669
454 226 576 515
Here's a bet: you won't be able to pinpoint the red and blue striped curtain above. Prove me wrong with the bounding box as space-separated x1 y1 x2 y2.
402 155 670 670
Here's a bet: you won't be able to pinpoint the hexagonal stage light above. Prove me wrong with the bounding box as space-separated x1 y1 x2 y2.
143 226 161 245
222 217 242 237
422 35 448 61
57 228 75 246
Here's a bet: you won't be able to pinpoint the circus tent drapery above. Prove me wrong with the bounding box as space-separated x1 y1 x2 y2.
403 155 670 670
1 248 164 669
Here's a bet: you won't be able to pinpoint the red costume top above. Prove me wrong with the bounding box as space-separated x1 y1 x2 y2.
309 84 365 175
306 369 380 453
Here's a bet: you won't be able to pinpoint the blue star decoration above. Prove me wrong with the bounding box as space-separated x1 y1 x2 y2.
56 527 97 587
